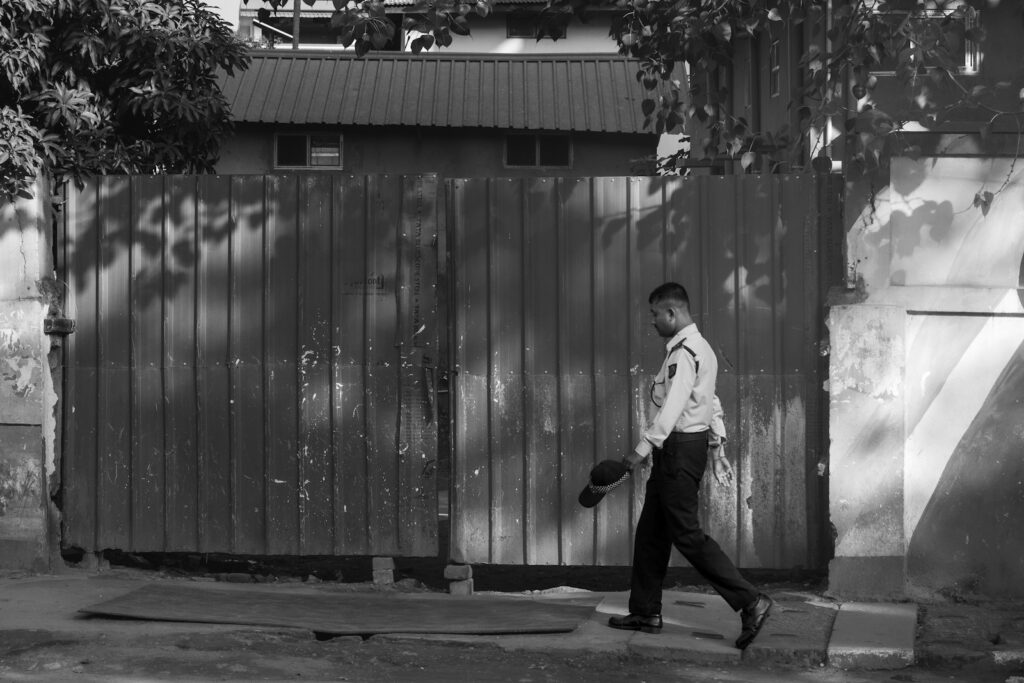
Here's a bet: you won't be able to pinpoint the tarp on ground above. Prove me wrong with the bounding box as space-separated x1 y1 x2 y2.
80 583 599 636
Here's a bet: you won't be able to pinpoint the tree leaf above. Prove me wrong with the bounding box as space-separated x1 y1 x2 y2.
450 15 471 36
973 191 994 216
740 151 756 170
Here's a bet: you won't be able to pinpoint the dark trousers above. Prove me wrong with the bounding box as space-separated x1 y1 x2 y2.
628 431 758 615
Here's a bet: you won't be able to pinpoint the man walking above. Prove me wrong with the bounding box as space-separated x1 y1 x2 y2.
608 282 772 650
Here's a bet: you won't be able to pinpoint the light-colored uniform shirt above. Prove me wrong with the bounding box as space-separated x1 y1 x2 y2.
634 323 726 460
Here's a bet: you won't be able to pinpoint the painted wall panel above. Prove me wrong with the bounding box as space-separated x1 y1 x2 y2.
63 177 99 549
196 176 233 553
332 174 369 555
364 175 401 554
229 175 268 554
62 174 439 557
297 174 334 555
488 179 525 565
130 176 167 551
522 180 561 566
451 174 825 568
395 175 440 557
96 177 132 550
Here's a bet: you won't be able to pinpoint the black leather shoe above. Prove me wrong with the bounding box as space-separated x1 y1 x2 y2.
735 594 773 649
608 613 663 634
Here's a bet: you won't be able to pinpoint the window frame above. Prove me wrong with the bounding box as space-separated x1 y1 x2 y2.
504 133 573 169
274 132 344 170
505 14 566 40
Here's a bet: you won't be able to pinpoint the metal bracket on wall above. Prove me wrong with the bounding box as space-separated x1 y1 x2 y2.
44 317 76 336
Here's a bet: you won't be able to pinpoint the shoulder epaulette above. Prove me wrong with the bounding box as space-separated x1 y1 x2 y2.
669 339 699 374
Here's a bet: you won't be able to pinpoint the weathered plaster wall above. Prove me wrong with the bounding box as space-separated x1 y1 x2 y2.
0 181 55 571
829 157 1024 599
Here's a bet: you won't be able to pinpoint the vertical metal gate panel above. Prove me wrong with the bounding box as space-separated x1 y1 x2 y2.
449 175 824 569
62 174 439 557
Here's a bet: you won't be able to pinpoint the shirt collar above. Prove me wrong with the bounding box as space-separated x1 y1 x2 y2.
665 323 698 352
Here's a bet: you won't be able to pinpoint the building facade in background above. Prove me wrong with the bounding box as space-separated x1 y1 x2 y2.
213 0 656 177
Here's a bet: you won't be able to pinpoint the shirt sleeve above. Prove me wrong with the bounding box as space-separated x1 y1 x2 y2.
709 394 727 446
634 351 696 459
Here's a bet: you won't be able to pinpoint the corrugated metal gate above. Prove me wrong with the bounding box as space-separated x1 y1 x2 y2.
61 174 440 556
448 175 827 569
60 172 829 568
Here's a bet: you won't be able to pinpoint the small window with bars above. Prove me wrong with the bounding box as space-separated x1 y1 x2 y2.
505 134 571 168
275 134 343 169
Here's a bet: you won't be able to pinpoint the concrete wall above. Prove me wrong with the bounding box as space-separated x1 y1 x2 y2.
216 125 657 177
828 157 1024 599
0 180 57 571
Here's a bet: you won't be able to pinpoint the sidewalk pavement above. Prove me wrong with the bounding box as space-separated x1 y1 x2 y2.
0 569 1022 678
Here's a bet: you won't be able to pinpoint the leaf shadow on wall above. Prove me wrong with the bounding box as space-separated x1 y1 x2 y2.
59 174 437 557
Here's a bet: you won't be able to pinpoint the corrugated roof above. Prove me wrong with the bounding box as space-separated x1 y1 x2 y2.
221 51 650 134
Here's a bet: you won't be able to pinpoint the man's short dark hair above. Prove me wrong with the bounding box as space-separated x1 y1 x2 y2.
649 282 689 307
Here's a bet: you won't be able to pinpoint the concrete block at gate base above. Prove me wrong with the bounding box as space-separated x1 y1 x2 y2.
449 579 473 596
372 557 395 571
827 602 917 670
372 569 394 586
444 564 472 580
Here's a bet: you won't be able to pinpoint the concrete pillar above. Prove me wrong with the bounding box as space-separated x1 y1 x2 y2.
0 179 58 571
826 304 907 599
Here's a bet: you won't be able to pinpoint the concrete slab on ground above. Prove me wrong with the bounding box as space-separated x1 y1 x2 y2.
602 590 742 664
375 589 747 662
743 593 840 668
827 601 917 670
377 589 845 667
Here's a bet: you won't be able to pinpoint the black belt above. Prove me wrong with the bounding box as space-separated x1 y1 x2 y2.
667 430 709 443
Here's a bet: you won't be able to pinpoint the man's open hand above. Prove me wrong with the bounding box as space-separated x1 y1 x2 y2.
710 444 733 486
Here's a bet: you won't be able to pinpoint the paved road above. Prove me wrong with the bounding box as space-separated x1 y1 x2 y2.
0 630 1002 682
